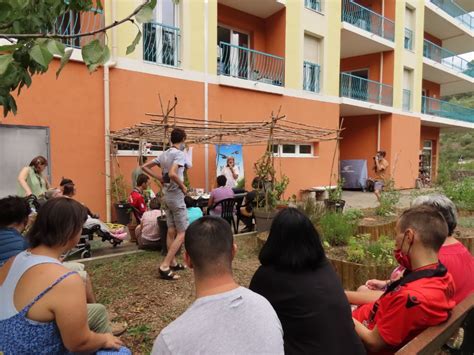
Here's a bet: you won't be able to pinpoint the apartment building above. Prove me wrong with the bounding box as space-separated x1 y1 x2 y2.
1 0 473 218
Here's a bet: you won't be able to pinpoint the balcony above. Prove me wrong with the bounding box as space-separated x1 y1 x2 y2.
143 23 180 67
342 0 395 42
423 40 474 78
430 0 474 31
422 96 474 123
403 89 411 111
218 42 284 87
303 62 320 93
55 7 104 48
305 0 322 12
404 28 413 50
340 73 393 107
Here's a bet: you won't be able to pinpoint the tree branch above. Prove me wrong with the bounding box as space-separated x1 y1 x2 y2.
1 0 151 40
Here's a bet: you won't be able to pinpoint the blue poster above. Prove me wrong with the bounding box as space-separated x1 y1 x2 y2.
215 144 245 188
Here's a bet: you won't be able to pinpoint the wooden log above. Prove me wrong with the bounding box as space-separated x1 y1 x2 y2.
357 219 397 240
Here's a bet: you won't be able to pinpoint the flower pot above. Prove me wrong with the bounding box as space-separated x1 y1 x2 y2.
114 203 131 225
324 199 346 213
254 209 279 233
157 216 168 256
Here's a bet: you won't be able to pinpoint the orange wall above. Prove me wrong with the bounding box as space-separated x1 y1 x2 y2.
382 51 394 86
384 0 396 21
3 60 106 215
264 9 286 58
422 79 441 98
355 0 382 14
420 126 440 180
424 32 442 46
341 53 381 81
340 115 379 178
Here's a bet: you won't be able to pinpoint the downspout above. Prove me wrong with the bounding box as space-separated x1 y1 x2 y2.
204 0 209 192
377 114 381 151
104 0 118 222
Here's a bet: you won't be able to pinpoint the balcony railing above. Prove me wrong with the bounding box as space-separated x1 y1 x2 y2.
403 89 411 111
422 96 474 123
423 40 474 78
55 7 104 48
303 62 320 93
218 42 284 87
342 0 395 42
305 0 322 12
404 28 413 50
430 0 474 31
340 73 393 106
143 23 180 67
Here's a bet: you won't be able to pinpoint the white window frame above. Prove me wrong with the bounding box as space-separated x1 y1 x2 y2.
271 143 317 158
115 142 164 157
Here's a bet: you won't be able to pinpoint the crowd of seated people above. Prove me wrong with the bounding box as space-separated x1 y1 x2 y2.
2 187 472 354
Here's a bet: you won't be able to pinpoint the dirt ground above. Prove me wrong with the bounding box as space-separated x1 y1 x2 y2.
87 236 261 354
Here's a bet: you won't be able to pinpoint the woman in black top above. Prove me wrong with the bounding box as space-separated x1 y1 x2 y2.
249 208 366 355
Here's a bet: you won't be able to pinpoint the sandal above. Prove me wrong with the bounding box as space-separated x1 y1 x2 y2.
170 263 187 271
159 267 180 280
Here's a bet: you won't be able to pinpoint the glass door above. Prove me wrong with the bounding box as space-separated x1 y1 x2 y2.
217 26 249 79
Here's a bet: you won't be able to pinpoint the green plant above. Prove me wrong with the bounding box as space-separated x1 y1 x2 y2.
376 179 400 216
347 235 396 266
319 212 356 246
111 174 129 203
327 177 344 202
236 177 245 189
297 198 326 225
344 208 364 223
442 177 474 211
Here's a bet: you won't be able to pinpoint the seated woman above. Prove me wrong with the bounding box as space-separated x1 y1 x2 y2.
249 208 366 355
136 197 163 251
0 198 125 353
207 175 234 216
238 190 257 233
185 196 203 225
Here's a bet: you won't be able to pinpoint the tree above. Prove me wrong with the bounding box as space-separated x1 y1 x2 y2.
0 0 158 117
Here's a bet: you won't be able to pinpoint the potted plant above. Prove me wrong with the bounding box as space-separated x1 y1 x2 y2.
111 174 131 225
324 177 345 213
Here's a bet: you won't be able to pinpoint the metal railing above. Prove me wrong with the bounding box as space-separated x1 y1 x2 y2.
305 0 322 12
143 22 180 67
430 0 474 31
403 89 411 111
404 28 413 50
422 96 474 123
54 7 104 48
218 42 285 87
340 72 393 106
423 40 474 78
303 61 320 93
342 0 395 42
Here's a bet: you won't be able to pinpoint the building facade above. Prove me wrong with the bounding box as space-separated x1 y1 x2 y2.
1 0 473 219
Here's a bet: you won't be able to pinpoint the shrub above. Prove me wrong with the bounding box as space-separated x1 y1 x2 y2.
347 235 396 266
376 180 400 216
344 208 364 223
319 212 356 246
297 198 326 225
442 177 474 211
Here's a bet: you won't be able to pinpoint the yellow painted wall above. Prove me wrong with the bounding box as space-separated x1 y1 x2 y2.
324 0 342 97
285 0 303 89
392 0 405 110
115 0 142 60
412 0 425 113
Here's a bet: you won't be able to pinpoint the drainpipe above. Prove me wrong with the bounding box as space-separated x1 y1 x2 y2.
204 0 209 192
104 0 118 222
377 114 381 151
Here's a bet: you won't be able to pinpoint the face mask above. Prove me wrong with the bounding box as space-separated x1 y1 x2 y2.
394 234 413 270
179 143 186 151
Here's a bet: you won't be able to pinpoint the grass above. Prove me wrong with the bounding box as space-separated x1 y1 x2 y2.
458 216 474 228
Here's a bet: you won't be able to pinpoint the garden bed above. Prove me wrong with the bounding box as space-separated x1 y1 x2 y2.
356 216 397 240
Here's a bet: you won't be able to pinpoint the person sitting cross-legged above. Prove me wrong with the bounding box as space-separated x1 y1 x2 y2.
348 205 456 353
151 216 284 354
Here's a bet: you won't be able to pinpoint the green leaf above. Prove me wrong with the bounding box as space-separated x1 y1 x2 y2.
56 48 73 78
46 40 65 56
0 3 12 22
0 44 21 52
81 39 103 65
29 43 53 68
135 6 153 24
126 31 142 55
0 54 13 75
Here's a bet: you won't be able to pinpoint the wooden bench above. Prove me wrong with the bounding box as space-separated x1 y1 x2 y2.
395 293 474 355
300 186 337 201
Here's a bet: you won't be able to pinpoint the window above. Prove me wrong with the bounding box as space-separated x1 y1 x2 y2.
305 0 322 12
403 68 413 111
303 34 322 92
404 7 415 51
271 144 316 157
115 142 164 156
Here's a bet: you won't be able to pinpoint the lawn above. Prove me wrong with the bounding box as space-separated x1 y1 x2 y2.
86 235 261 354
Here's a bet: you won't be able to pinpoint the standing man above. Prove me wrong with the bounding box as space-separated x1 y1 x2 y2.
142 128 188 280
373 150 389 201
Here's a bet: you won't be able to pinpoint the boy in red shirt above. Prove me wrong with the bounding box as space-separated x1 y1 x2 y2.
350 205 456 354
129 174 150 221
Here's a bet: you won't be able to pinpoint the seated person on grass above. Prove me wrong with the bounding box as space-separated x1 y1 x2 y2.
184 196 203 225
347 205 456 353
0 195 125 336
354 194 473 306
136 197 163 251
151 216 284 354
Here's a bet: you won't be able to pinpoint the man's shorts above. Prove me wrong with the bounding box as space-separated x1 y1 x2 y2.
374 180 385 191
164 189 189 232
63 261 87 282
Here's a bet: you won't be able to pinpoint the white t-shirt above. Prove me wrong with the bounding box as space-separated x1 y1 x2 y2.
221 166 240 188
152 286 284 355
